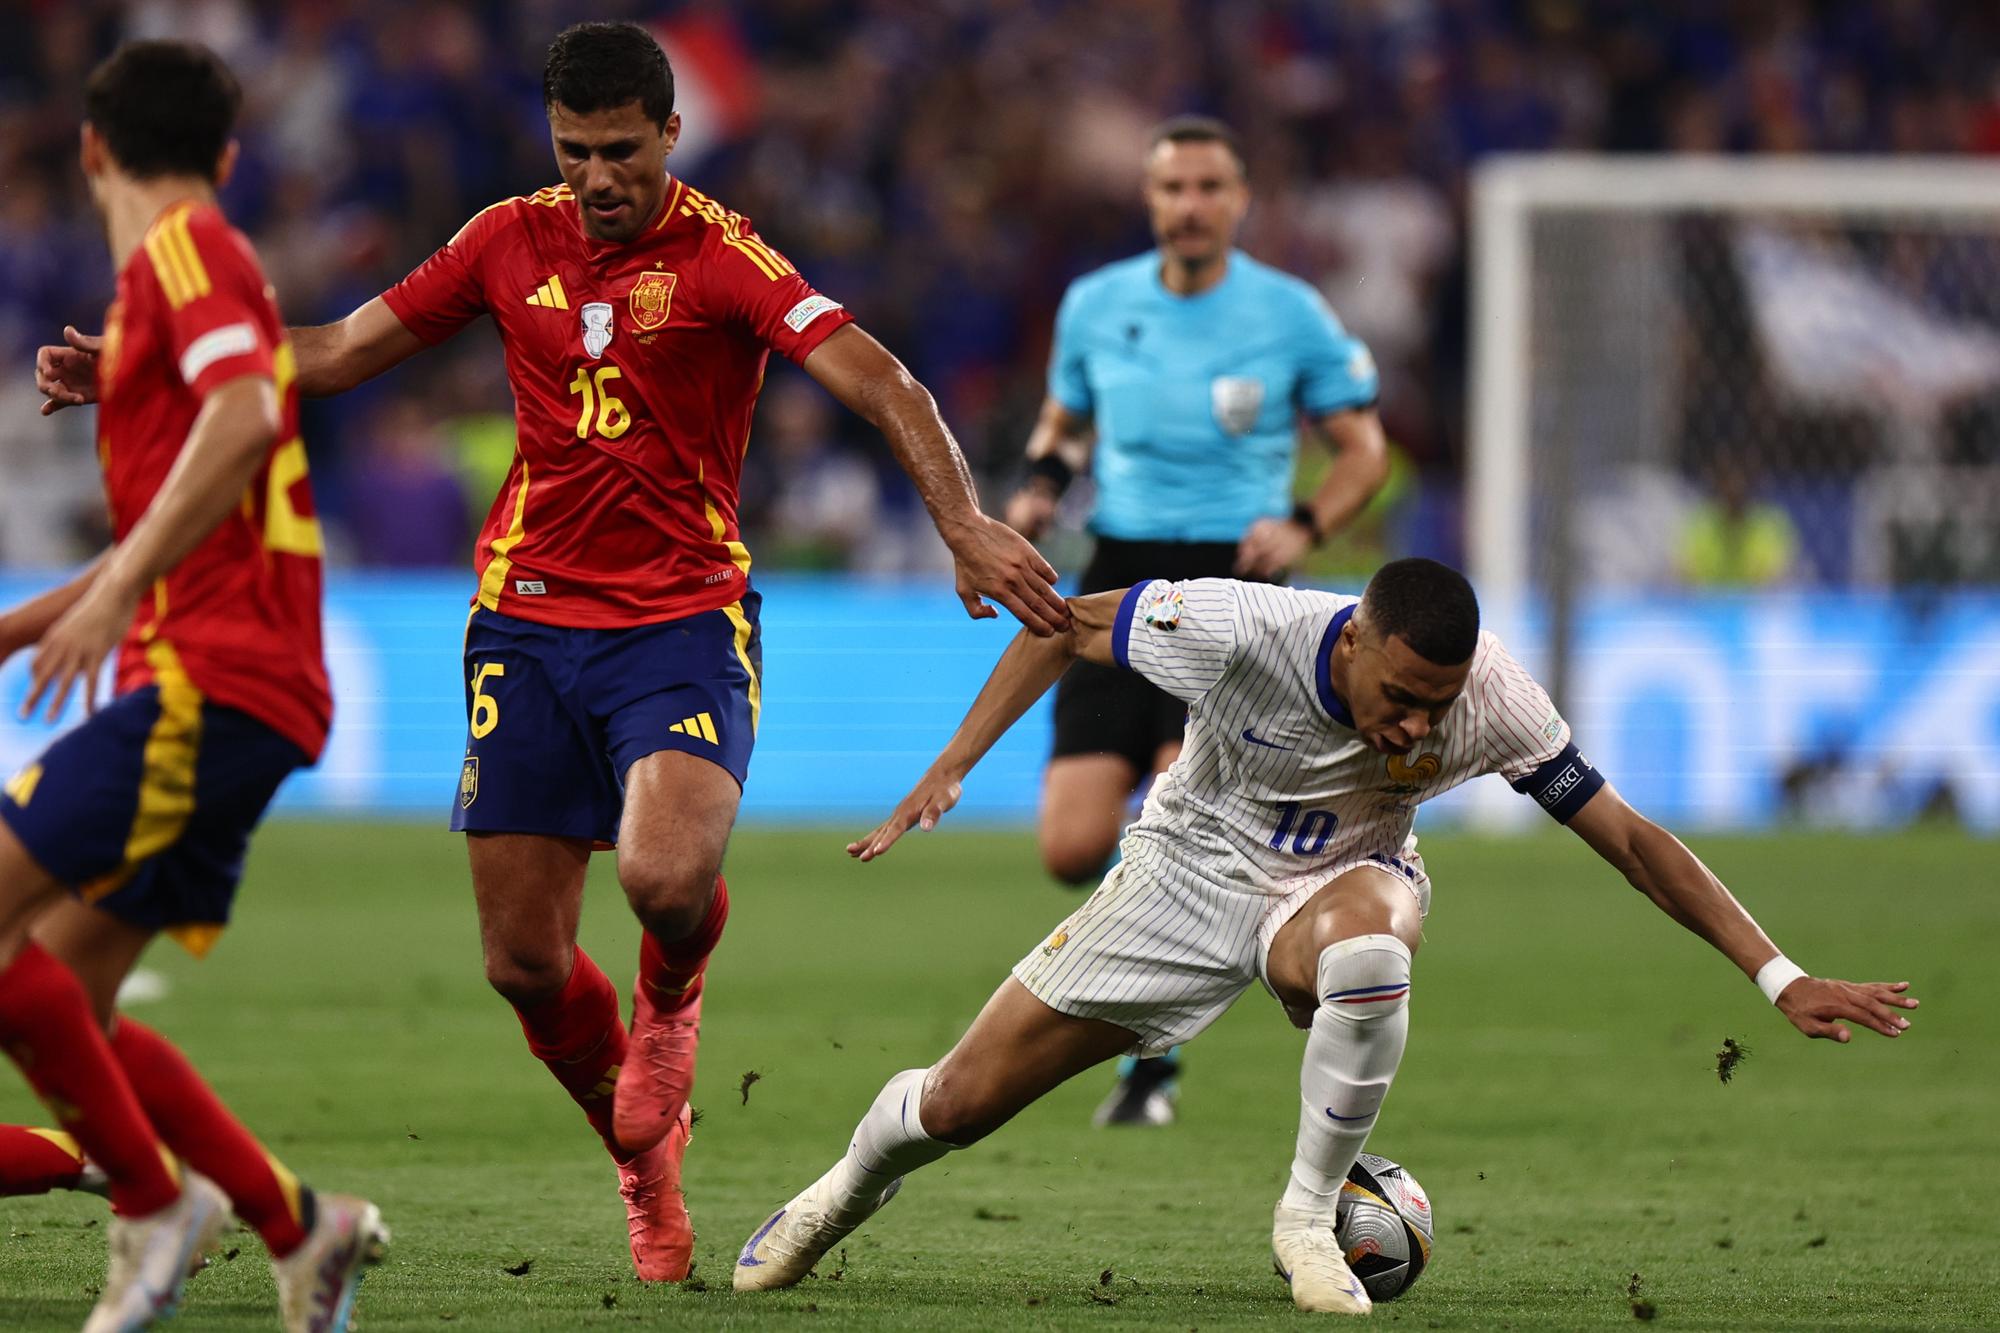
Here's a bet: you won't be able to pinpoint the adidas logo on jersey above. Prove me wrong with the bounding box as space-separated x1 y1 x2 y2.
526 275 570 310
668 712 719 744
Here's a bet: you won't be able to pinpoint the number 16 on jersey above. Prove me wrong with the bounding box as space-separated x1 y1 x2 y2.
570 364 631 440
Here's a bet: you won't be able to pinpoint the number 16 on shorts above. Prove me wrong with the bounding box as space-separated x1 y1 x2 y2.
470 663 505 739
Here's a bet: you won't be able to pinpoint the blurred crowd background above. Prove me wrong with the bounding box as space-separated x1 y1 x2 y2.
3 0 1999 584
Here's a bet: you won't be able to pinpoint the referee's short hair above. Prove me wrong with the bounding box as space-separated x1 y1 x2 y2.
1147 115 1245 173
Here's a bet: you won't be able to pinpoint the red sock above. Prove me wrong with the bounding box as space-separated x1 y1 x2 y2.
111 1019 312 1258
0 942 178 1216
639 875 730 1011
514 947 628 1151
0 1125 87 1194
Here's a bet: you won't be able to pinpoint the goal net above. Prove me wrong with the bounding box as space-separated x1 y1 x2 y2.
1470 155 2000 682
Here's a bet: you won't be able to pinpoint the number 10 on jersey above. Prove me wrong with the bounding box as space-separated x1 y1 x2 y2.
570 364 631 440
1270 801 1337 854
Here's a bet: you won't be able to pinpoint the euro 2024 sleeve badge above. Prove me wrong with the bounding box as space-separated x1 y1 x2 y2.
1142 584 1184 630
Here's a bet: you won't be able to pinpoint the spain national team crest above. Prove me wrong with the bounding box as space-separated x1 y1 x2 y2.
628 271 677 332
580 302 614 359
459 756 480 809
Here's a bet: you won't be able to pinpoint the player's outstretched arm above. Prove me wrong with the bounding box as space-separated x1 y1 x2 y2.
287 297 429 398
802 326 1071 636
847 588 1126 861
1002 396 1094 541
1236 407 1389 578
23 375 280 722
1565 784 1918 1042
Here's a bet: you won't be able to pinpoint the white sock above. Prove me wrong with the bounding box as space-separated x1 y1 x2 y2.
1280 934 1412 1217
824 1067 954 1222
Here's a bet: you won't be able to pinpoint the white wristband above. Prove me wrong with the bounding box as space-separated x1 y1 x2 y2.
1755 955 1807 1005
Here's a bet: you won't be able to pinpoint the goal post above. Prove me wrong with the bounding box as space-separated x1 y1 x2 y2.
1469 154 2000 706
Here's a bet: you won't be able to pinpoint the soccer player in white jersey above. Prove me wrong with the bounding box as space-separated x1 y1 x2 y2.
734 559 1918 1313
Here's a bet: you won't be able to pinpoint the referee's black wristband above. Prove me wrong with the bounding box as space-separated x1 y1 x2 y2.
1027 453 1075 496
1290 501 1325 545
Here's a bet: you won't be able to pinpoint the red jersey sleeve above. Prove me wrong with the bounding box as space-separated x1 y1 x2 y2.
706 219 855 364
381 198 517 344
148 207 275 397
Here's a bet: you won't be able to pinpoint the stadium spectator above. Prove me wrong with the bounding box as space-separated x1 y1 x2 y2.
2 0 1997 576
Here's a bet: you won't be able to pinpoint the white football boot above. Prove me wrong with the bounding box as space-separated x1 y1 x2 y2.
271 1192 390 1332
83 1171 231 1332
1271 1201 1374 1315
733 1165 902 1291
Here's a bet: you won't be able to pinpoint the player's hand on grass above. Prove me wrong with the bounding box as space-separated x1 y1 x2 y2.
1775 977 1917 1042
1235 516 1314 579
34 326 103 415
947 512 1070 635
21 577 136 722
846 769 963 861
1003 485 1058 541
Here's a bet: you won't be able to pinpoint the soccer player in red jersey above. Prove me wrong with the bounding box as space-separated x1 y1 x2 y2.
35 21 1068 1284
2 42 385 1331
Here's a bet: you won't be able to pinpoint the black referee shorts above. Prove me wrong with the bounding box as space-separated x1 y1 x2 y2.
1052 535 1265 774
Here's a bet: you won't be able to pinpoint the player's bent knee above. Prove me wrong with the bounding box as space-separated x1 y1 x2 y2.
617 859 716 939
484 948 574 1008
1315 934 1412 1023
1040 840 1112 888
914 1066 1008 1147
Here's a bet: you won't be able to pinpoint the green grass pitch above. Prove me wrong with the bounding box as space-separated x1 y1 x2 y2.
1 823 1994 1330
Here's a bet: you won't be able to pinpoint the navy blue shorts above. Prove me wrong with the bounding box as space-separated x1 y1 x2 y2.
0 686 308 955
451 593 763 843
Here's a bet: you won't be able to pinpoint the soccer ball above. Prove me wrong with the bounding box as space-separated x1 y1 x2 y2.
1335 1152 1434 1301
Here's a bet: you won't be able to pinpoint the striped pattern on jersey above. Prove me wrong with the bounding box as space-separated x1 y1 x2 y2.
1111 579 1571 900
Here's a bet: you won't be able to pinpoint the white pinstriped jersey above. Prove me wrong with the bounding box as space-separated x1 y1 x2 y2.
1111 579 1573 899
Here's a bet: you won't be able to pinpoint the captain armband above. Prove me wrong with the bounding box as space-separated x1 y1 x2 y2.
1508 743 1605 824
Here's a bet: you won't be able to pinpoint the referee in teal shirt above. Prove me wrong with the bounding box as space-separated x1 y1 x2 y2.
1004 116 1388 1126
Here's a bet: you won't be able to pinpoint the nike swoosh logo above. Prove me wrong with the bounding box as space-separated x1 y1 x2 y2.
1325 1107 1376 1122
1241 727 1294 751
737 1208 786 1266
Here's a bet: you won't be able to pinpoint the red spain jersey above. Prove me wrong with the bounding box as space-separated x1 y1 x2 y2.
382 176 856 627
99 201 331 760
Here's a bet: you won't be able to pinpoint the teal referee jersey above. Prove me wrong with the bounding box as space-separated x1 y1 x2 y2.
1048 250 1377 543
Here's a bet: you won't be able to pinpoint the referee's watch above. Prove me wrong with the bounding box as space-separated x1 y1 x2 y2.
1289 501 1325 546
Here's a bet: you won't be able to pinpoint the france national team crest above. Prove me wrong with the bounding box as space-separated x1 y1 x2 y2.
1384 751 1441 795
1210 375 1264 436
459 756 479 809
629 272 676 331
580 302 615 359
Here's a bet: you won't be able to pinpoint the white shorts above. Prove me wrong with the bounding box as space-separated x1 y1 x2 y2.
1010 852 1431 1057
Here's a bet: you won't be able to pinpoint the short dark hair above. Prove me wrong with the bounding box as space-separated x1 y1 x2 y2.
543 22 674 127
83 41 241 181
1361 558 1481 666
1148 114 1245 170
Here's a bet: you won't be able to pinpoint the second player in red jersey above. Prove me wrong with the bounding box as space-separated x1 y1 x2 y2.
384 177 851 626
10 40 384 1327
